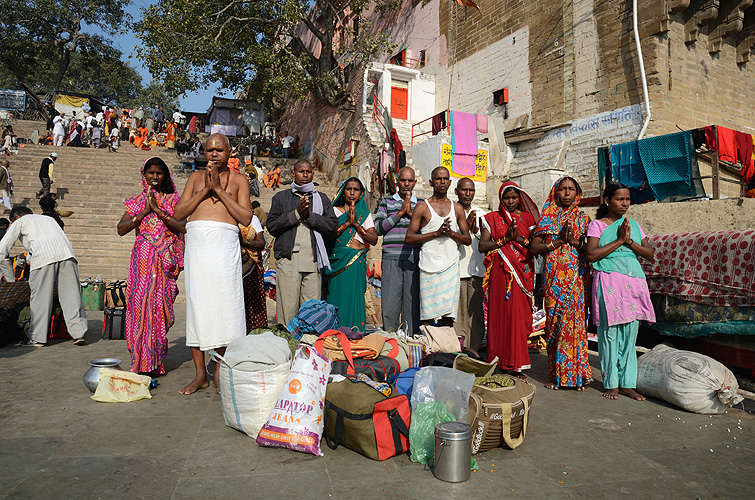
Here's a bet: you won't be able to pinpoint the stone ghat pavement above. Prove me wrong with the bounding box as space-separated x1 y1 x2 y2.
0 306 753 500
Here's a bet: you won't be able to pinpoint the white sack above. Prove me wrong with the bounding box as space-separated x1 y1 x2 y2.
636 343 744 414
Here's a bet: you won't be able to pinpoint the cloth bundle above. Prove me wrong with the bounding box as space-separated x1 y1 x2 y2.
321 332 386 361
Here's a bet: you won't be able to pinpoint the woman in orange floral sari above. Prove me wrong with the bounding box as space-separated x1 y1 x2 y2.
531 177 593 390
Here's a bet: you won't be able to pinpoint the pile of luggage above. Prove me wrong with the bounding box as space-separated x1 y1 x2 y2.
214 300 537 480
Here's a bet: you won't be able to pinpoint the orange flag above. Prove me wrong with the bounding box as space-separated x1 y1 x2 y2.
454 0 481 14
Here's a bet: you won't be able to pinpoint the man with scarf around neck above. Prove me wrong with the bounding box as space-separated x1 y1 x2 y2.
174 133 253 395
454 177 487 351
405 166 471 327
267 160 338 327
374 166 422 335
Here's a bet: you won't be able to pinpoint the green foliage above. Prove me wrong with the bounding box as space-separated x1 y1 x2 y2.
0 0 175 114
134 0 402 108
0 0 131 115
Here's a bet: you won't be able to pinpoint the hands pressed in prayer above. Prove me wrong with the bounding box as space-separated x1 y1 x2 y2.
616 218 631 244
207 162 222 193
506 218 518 242
437 217 452 236
398 192 413 218
347 204 358 227
467 209 478 234
297 194 310 220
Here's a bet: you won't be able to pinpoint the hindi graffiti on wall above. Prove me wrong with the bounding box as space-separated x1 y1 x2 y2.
441 144 487 183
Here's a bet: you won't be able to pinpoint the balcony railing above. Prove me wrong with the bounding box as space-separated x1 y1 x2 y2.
410 109 449 146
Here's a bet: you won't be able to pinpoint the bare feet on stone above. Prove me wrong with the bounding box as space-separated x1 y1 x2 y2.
576 384 589 392
544 381 559 390
603 388 619 400
619 388 646 401
179 377 209 395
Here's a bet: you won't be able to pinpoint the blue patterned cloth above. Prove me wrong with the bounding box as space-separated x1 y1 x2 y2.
636 131 696 201
609 141 654 204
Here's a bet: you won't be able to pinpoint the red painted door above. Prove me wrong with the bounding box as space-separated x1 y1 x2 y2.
391 86 408 120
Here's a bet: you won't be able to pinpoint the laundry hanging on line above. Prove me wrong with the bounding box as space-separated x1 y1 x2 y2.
449 111 478 156
609 141 654 204
431 112 446 136
636 130 698 202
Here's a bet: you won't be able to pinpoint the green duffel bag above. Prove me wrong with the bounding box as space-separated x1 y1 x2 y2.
324 378 411 461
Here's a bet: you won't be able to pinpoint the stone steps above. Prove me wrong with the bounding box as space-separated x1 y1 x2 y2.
4 141 337 280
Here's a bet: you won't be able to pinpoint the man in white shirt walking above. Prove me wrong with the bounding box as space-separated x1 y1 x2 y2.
0 206 88 346
455 177 487 351
281 132 295 159
52 113 67 147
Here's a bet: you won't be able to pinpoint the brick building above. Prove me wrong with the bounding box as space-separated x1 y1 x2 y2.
281 0 755 208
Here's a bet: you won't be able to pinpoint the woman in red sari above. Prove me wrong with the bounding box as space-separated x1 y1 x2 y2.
480 182 540 376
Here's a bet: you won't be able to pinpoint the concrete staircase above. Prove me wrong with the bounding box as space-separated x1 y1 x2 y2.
4 120 337 282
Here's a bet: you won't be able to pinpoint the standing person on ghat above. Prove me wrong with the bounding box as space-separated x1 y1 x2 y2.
531 176 593 391
0 206 88 346
586 183 655 401
405 166 471 327
266 160 338 328
454 177 487 352
374 166 422 334
479 182 539 377
36 153 57 199
173 133 252 395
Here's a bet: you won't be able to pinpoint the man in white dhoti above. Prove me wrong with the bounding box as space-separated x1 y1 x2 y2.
174 133 253 394
405 167 471 327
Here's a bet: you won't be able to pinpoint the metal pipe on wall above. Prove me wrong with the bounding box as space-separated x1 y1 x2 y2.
633 0 652 140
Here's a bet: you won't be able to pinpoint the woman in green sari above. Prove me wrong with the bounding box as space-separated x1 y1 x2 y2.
323 177 378 331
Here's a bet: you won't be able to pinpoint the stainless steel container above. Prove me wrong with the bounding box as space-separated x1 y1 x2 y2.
83 358 122 393
433 421 473 483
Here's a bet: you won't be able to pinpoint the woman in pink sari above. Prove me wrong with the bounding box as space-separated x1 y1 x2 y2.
117 157 186 375
479 182 540 376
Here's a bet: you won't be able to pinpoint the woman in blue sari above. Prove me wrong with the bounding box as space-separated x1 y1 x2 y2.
323 177 378 331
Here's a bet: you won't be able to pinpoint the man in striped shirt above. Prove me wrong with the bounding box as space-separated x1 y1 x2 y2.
374 167 422 335
0 206 88 346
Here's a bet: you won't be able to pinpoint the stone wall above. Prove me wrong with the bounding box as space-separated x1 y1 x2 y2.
583 198 755 235
434 0 755 211
643 3 755 136
434 26 531 120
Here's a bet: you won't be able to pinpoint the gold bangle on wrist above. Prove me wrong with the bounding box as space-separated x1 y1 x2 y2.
132 216 139 224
